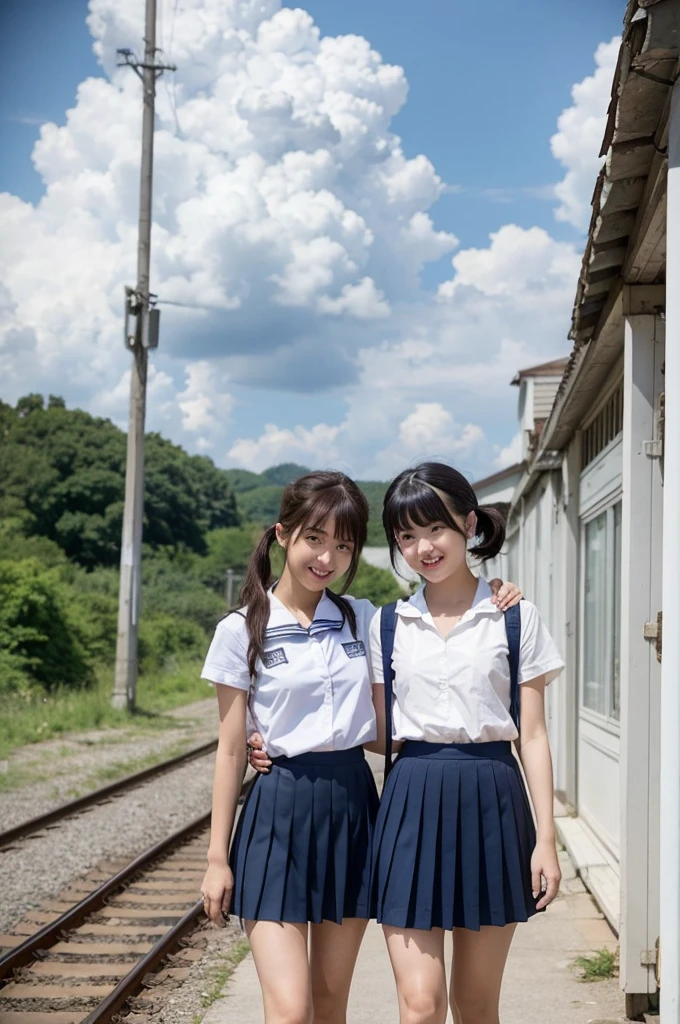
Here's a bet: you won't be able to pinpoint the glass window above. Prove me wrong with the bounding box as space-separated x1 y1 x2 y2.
581 501 622 722
611 502 622 720
583 512 608 715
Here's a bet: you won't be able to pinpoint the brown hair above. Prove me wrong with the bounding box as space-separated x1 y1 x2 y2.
237 471 369 676
382 461 505 571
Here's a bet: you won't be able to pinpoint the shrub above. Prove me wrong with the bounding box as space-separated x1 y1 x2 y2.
0 559 94 692
138 614 208 673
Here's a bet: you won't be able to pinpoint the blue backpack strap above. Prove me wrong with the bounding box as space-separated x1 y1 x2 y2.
504 602 522 734
380 601 399 778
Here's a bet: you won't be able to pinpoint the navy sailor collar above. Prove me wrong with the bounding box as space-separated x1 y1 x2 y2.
265 587 345 640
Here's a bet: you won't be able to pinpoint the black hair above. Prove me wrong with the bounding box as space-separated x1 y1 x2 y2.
382 461 505 570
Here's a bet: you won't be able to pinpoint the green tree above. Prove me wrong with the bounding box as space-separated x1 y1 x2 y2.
357 480 389 545
261 463 310 486
223 468 266 494
141 551 225 632
0 559 94 692
193 525 263 592
0 397 240 566
334 558 404 606
238 484 285 524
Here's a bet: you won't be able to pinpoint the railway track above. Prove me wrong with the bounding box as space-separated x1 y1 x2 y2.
0 780 251 1024
0 739 218 851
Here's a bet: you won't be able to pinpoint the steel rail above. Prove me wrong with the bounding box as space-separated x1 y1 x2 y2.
0 738 217 849
0 811 211 981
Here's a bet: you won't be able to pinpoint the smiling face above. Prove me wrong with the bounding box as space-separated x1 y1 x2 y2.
277 515 355 594
396 512 476 582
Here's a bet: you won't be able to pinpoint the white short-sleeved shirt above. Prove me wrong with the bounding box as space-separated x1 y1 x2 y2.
369 578 564 744
201 590 377 758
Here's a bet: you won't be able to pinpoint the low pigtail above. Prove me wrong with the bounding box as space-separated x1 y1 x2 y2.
326 590 358 639
470 504 506 561
238 525 277 677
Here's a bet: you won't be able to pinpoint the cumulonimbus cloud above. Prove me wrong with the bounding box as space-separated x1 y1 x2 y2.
0 2 612 476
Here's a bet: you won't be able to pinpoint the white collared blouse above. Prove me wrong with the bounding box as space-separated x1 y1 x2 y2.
201 590 377 758
368 578 564 744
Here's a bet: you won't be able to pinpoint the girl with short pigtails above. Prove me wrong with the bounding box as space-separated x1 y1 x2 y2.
370 462 564 1024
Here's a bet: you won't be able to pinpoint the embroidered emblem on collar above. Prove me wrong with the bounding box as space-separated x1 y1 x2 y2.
342 640 366 659
262 647 288 669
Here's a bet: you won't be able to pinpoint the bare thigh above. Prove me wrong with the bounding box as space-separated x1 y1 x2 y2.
383 926 448 1024
245 920 312 1024
450 924 517 1024
310 918 368 1024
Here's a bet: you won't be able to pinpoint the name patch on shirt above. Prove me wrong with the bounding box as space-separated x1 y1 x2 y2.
262 647 288 669
342 640 367 659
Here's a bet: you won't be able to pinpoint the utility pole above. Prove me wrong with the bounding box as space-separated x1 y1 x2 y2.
225 569 244 608
112 0 175 710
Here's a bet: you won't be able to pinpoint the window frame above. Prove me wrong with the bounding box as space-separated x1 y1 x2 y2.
579 497 622 730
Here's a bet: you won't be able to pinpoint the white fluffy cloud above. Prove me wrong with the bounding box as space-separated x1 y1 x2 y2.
0 0 615 479
494 431 523 469
551 37 620 230
227 421 341 472
226 401 484 479
0 0 455 420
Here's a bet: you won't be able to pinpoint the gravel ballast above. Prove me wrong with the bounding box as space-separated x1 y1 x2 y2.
0 700 221 934
0 698 217 829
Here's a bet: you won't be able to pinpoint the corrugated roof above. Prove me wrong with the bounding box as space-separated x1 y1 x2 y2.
569 0 678 354
541 0 679 433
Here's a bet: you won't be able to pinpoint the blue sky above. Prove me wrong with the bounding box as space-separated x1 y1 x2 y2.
0 0 624 480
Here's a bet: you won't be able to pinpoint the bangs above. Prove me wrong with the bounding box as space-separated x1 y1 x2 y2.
296 485 366 547
384 477 459 537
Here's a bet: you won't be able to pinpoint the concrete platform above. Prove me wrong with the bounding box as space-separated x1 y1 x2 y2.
203 852 628 1024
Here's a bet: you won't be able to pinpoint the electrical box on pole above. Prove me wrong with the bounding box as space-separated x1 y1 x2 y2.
142 308 160 349
124 289 160 351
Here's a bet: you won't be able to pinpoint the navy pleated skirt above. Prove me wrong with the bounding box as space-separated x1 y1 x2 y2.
230 747 379 924
372 741 541 932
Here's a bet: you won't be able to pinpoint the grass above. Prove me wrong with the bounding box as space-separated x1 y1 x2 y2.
0 762 41 793
192 938 251 1022
0 659 210 760
572 947 619 982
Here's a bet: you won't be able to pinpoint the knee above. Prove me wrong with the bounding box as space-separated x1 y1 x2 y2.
312 989 346 1024
400 988 447 1024
454 992 498 1024
272 1010 313 1024
266 1001 313 1024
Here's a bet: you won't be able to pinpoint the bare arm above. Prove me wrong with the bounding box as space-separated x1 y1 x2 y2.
363 684 387 755
517 677 561 910
364 683 403 757
201 685 248 924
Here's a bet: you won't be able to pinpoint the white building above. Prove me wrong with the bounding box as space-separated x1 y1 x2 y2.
473 358 566 585
500 3 680 1015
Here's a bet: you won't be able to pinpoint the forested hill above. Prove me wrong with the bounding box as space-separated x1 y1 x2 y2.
0 396 389 563
0 396 400 702
0 394 240 567
223 465 389 546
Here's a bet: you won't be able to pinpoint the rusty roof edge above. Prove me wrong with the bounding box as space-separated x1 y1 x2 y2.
564 0 678 408
536 281 624 460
